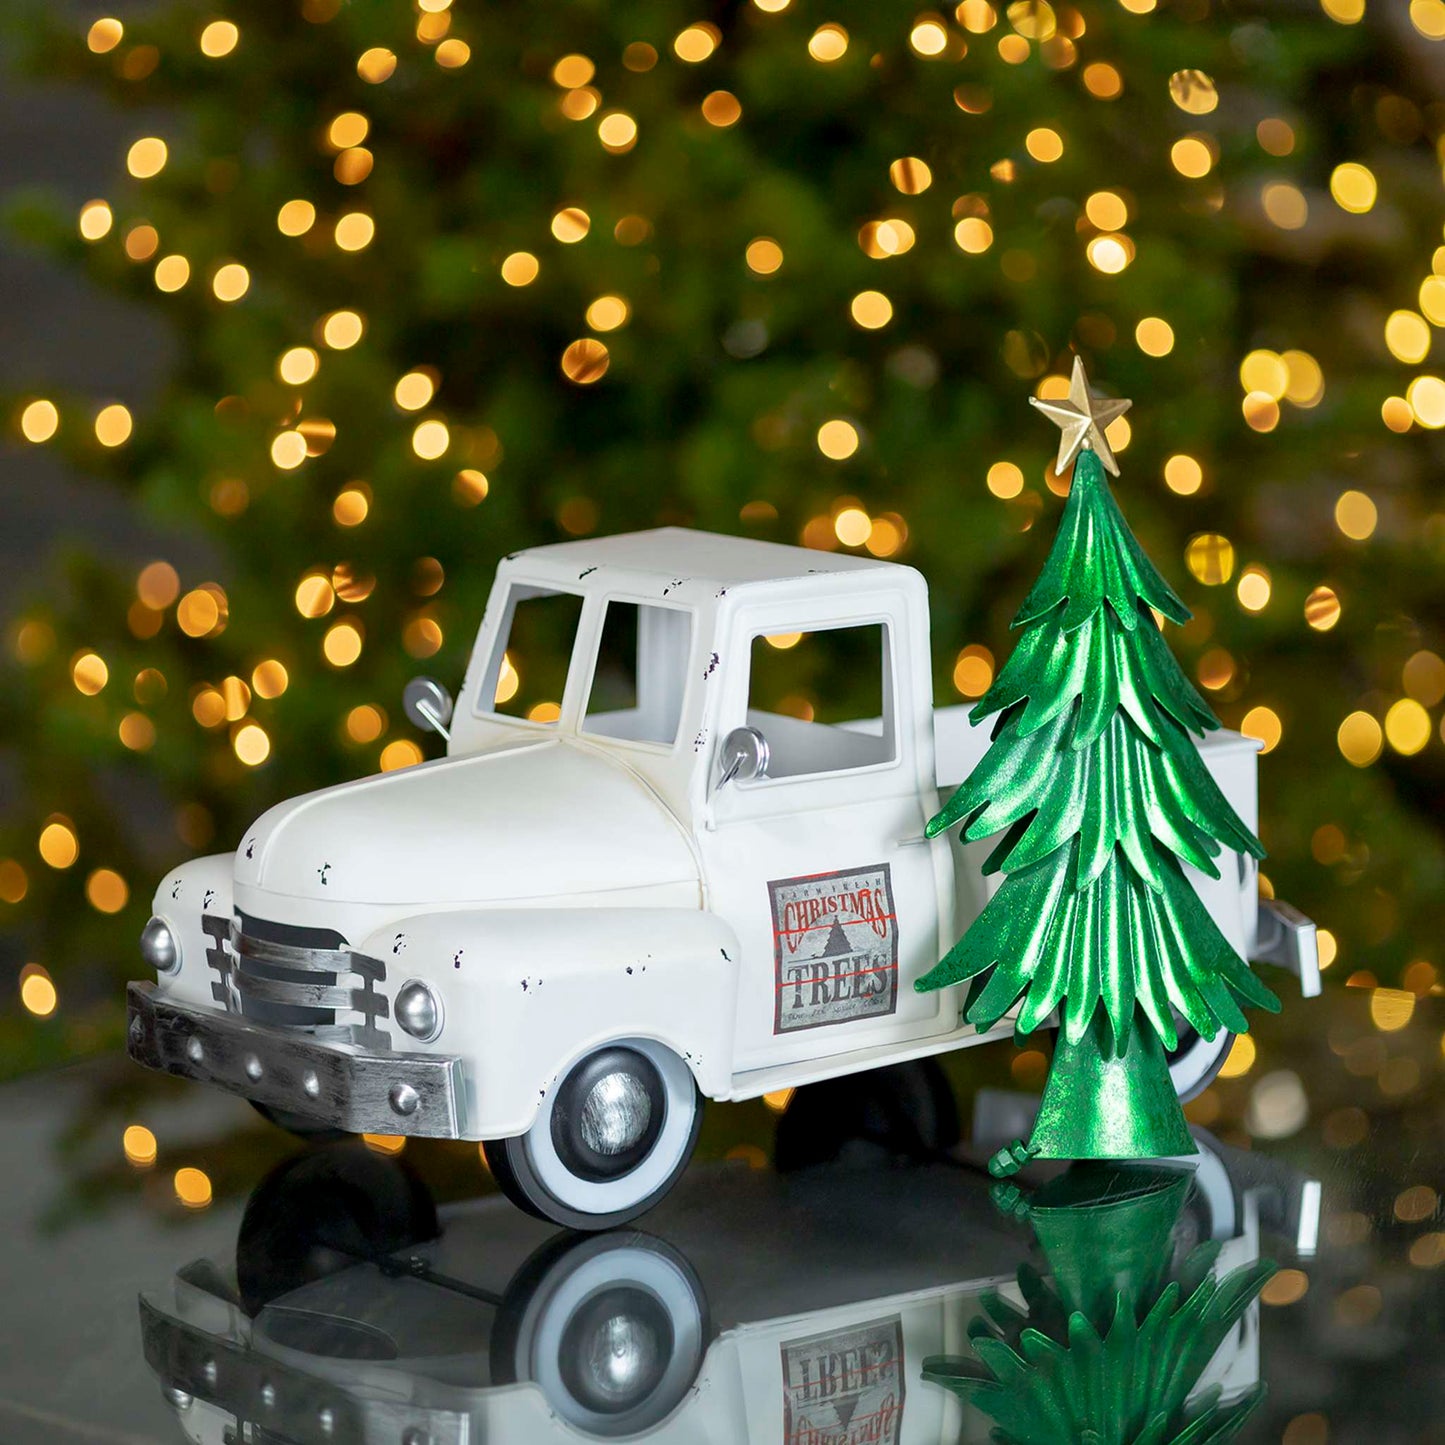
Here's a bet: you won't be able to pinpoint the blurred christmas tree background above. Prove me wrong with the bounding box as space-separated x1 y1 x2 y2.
2 0 1444 1077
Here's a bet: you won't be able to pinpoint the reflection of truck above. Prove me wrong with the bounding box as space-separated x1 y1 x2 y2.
128 529 1320 1227
141 1135 1319 1445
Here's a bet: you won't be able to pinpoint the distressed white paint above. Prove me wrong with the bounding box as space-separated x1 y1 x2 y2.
146 528 1297 1142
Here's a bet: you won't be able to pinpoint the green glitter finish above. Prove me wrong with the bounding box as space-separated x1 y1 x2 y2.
922 1163 1274 1444
919 447 1279 1165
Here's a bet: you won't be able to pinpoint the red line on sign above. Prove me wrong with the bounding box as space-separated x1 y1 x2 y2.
775 913 897 937
775 962 898 991
784 1401 896 1444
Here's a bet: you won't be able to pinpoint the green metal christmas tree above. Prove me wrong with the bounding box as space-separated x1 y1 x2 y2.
919 358 1279 1175
922 1162 1274 1443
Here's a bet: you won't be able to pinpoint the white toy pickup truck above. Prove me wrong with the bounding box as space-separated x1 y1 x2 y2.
127 528 1319 1227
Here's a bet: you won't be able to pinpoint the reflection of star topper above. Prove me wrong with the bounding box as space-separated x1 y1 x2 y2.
1029 355 1132 477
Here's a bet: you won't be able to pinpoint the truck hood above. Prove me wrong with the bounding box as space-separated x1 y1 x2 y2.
234 738 697 908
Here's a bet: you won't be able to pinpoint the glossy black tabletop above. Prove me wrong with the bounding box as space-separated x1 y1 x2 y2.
1 985 1440 1444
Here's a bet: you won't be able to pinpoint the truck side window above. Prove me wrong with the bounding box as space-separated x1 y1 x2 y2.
479 585 583 723
745 623 895 779
584 600 692 746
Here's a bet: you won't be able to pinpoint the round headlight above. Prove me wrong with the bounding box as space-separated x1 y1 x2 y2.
140 916 180 975
395 980 442 1042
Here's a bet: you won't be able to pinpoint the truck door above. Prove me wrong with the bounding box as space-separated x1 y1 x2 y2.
698 594 954 1075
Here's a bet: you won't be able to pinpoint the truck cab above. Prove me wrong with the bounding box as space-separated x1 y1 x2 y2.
128 529 1318 1228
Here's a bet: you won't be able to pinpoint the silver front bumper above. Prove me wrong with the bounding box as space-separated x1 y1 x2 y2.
140 1299 469 1445
126 981 467 1137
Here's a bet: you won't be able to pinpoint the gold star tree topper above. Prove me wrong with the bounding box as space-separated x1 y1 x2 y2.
1029 355 1132 477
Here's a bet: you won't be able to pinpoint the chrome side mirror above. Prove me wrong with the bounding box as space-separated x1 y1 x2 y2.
716 725 769 789
404 676 454 741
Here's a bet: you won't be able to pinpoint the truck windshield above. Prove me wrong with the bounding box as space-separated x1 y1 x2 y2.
477 585 583 724
583 600 693 746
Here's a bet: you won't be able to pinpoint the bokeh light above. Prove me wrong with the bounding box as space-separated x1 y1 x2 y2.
94 403 133 447
334 212 375 251
502 252 539 286
1337 711 1383 767
200 20 239 57
20 400 59 443
173 1167 212 1209
1334 490 1377 541
1163 455 1202 495
1329 162 1377 214
78 200 112 241
1185 533 1235 585
126 137 168 179
674 23 720 62
122 1124 157 1167
19 966 57 1018
87 18 123 52
357 47 396 83
808 24 848 61
211 262 250 301
560 339 609 384
552 207 590 243
817 419 859 459
953 645 995 697
1305 586 1341 631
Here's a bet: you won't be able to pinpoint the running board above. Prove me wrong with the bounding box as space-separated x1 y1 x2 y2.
723 1018 1013 1103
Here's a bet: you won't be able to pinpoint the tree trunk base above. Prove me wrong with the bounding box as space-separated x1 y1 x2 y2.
1026 1014 1196 1163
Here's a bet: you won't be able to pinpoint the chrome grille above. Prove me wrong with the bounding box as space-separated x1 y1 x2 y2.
203 913 390 1049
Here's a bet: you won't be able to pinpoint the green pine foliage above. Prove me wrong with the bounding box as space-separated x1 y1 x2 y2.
924 1245 1273 1445
920 448 1278 1053
923 1165 1275 1445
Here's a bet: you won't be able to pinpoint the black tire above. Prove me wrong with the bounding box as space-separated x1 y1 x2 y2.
483 1039 702 1231
236 1146 438 1316
250 1099 350 1143
1167 1026 1237 1104
774 1057 961 1172
491 1231 710 1439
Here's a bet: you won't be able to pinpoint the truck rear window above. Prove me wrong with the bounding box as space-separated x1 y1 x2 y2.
478 585 583 723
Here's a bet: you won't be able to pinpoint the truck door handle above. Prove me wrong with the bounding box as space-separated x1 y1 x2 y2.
893 834 931 848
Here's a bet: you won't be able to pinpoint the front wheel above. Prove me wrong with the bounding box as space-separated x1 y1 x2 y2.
491 1231 709 1438
1167 1025 1236 1103
484 1039 702 1231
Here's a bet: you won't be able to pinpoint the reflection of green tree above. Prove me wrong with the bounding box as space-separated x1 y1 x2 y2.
925 1165 1273 1445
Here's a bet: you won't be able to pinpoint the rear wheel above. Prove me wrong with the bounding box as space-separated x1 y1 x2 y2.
774 1058 960 1172
484 1039 702 1231
1167 1025 1236 1103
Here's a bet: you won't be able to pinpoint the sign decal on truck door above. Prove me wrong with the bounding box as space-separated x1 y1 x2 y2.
769 864 898 1034
781 1313 904 1445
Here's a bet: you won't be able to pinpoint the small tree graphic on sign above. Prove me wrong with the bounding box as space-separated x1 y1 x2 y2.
918 359 1279 1173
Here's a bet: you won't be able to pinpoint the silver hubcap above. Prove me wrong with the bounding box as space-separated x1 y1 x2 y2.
579 1070 653 1156
583 1311 663 1403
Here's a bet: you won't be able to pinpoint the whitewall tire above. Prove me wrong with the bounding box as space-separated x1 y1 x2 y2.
493 1232 709 1438
1167 1025 1236 1103
484 1038 702 1231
